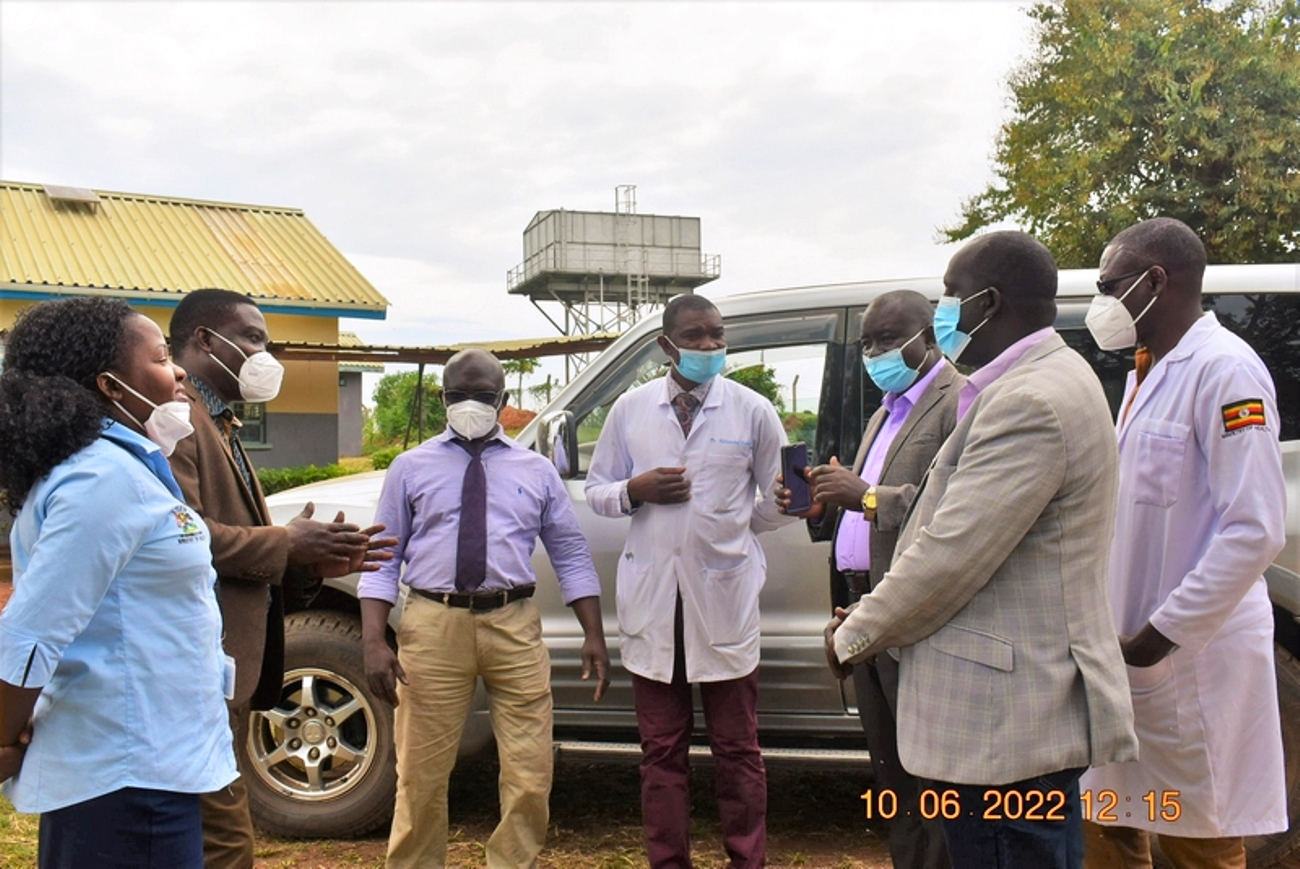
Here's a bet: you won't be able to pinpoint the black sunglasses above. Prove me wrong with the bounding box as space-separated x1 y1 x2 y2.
1096 268 1151 295
443 390 501 406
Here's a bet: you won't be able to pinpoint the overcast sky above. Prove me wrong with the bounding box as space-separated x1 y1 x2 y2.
1 1 1033 393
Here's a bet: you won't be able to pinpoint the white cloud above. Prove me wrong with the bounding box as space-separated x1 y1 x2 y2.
2 0 1036 396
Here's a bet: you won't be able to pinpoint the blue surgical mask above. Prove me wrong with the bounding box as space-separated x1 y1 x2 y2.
665 338 726 383
863 327 929 394
933 288 993 362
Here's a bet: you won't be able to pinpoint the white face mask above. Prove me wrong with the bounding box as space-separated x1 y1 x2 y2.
104 373 195 456
1085 269 1156 351
206 329 285 402
446 400 499 440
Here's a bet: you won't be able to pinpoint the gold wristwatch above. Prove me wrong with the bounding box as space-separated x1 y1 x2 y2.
861 486 878 522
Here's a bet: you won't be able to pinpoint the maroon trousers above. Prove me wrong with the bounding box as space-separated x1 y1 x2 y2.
630 601 766 869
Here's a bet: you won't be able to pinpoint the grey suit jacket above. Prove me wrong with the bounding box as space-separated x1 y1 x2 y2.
812 363 965 590
834 333 1138 785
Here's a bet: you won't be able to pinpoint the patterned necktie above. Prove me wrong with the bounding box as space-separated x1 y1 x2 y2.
455 439 489 592
218 411 254 493
672 392 701 437
1121 346 1154 426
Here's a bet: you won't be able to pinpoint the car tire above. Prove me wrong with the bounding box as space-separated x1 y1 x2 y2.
237 611 397 838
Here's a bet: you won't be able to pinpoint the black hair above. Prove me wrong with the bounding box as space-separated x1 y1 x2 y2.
867 290 937 337
961 231 1058 325
169 288 257 352
1110 217 1207 277
0 297 137 509
662 294 719 337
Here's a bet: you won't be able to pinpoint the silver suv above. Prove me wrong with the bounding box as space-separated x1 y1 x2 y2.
250 264 1300 867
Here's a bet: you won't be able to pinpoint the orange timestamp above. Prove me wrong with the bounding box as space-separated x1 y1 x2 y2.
1081 789 1182 823
861 788 1069 821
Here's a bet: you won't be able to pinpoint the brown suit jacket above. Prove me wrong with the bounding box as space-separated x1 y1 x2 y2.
169 379 296 710
811 363 965 601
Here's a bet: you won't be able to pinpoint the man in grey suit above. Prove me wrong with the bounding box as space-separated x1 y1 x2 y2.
828 232 1138 868
782 290 958 869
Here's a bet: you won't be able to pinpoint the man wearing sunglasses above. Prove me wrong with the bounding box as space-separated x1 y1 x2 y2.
360 348 610 869
1081 218 1286 869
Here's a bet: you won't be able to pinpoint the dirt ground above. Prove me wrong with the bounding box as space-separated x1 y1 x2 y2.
254 758 893 868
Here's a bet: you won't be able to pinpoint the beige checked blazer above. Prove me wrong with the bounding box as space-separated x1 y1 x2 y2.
834 332 1138 785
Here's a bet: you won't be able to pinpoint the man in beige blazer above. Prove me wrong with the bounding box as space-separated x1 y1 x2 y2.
783 290 959 869
829 233 1137 868
169 288 391 869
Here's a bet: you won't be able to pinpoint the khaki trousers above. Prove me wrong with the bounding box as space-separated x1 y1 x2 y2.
386 595 553 869
200 707 256 869
1083 820 1246 869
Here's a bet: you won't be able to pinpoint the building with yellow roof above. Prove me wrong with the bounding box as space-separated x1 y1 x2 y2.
0 180 389 468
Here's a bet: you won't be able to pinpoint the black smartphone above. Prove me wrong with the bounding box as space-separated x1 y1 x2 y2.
781 442 811 514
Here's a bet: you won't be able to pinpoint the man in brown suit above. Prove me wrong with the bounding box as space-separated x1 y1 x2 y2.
780 290 960 869
169 288 392 869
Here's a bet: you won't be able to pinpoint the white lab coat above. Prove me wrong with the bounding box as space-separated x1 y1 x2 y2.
585 375 792 683
1081 313 1287 837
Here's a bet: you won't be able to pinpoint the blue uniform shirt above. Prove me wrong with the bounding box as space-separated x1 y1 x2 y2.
0 422 237 813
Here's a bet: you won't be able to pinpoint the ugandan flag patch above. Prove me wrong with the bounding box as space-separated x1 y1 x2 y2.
1222 398 1266 433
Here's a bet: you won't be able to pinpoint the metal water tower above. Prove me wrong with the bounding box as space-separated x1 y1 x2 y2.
507 186 720 375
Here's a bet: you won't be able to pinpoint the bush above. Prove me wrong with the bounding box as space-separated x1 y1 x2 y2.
370 446 404 470
256 463 354 496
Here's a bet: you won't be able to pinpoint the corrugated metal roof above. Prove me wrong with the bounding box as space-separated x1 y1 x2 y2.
0 180 388 317
271 331 620 365
338 331 385 372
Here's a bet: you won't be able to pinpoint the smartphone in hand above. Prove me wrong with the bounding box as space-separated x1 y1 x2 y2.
781 442 812 514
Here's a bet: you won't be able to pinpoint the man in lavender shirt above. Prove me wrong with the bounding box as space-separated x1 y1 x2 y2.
360 349 610 869
780 290 961 869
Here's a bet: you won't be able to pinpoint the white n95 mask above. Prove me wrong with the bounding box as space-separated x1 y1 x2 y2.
103 373 195 456
206 329 285 402
1086 269 1156 351
446 400 499 440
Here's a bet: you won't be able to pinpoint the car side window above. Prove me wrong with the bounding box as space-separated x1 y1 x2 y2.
1061 293 1298 442
1207 293 1299 442
568 311 842 475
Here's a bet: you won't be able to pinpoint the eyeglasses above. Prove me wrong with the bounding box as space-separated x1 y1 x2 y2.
1096 269 1151 296
443 390 501 406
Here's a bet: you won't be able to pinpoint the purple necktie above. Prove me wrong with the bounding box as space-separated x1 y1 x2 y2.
455 439 489 592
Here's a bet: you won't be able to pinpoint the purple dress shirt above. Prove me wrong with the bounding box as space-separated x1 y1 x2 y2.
835 359 948 572
357 428 601 605
956 327 1056 419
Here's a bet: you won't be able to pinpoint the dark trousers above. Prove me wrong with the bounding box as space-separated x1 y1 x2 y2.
935 766 1086 869
38 787 203 869
630 597 766 869
200 706 256 869
853 651 951 869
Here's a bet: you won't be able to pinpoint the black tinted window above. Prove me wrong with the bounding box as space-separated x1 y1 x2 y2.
1061 292 1300 441
1206 294 1300 442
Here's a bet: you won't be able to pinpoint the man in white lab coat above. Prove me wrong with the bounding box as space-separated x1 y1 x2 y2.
1081 218 1287 869
586 294 791 869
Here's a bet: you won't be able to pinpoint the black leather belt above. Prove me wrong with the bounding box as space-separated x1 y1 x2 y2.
411 585 536 611
842 570 872 595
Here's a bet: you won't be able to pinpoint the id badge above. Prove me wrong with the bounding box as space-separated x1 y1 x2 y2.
222 654 237 700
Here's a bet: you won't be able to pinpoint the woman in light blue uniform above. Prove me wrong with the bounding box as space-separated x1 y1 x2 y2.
0 297 237 868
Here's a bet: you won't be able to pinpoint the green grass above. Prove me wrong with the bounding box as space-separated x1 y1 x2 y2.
0 795 38 866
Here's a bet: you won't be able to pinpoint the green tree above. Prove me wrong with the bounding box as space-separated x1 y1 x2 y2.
726 363 785 411
502 357 540 406
366 369 446 446
943 0 1300 267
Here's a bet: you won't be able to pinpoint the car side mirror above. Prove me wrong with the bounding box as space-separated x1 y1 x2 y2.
538 410 578 479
